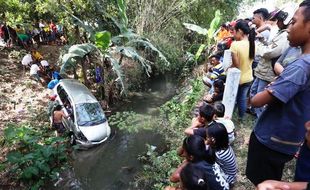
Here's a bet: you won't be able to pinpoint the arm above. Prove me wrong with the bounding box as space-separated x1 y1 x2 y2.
257 180 308 190
274 62 284 75
184 117 203 136
250 89 275 108
170 160 188 183
256 33 289 59
231 52 240 68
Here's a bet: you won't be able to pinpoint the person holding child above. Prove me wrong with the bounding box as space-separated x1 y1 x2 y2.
246 1 310 186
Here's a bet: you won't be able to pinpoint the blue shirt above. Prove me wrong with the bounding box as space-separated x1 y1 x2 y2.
295 141 310 182
254 54 310 155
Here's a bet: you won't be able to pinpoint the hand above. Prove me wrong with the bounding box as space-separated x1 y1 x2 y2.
256 180 290 190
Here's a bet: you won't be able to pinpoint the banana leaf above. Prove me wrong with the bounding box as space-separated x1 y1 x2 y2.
183 23 208 35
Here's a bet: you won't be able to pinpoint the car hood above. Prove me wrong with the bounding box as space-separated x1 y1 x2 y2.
79 121 111 142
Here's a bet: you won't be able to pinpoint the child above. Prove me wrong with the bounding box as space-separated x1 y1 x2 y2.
206 123 237 186
213 102 235 144
203 54 226 88
203 79 225 103
168 135 229 190
185 104 217 138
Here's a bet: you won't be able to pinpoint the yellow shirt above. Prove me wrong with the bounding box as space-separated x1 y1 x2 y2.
217 29 230 41
32 51 43 60
230 40 253 84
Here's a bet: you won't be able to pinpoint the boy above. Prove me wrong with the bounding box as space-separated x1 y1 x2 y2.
213 102 235 144
203 54 226 88
246 1 310 186
184 103 217 139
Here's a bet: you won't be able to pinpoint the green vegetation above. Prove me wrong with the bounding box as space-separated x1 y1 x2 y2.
1 123 69 189
135 78 206 189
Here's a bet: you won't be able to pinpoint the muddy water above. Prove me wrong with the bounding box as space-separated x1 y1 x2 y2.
71 76 176 190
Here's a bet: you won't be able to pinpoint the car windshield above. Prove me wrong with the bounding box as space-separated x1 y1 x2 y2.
75 103 107 126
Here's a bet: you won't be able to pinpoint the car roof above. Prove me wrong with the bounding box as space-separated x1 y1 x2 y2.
59 79 98 104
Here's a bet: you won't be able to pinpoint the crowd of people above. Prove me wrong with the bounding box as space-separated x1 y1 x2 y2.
166 1 310 189
0 19 67 49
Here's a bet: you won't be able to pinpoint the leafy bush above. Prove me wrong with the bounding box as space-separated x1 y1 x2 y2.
135 79 206 189
2 124 68 189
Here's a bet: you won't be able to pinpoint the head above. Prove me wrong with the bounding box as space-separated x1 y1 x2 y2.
287 1 310 48
214 102 225 118
208 54 221 66
220 23 228 31
55 105 62 111
272 3 299 30
213 79 224 94
234 20 256 59
182 135 214 163
206 123 229 150
198 104 215 124
252 8 269 26
180 163 209 190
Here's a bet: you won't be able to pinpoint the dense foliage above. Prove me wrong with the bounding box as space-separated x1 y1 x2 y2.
1 123 69 189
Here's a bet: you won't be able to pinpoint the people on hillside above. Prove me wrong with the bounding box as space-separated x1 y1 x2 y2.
203 79 225 104
52 105 68 134
203 54 226 88
213 102 235 144
229 20 256 121
206 123 238 186
249 5 296 118
246 1 310 186
168 135 229 190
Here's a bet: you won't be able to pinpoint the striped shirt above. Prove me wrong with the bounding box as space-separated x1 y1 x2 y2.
215 146 237 184
210 63 225 79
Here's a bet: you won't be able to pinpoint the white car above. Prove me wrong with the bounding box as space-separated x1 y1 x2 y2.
53 79 111 148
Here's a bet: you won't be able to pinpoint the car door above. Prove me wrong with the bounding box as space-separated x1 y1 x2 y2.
56 85 71 130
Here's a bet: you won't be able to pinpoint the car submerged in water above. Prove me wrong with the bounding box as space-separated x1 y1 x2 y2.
52 79 111 148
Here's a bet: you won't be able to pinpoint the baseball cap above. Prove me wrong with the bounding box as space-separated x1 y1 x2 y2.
270 3 299 25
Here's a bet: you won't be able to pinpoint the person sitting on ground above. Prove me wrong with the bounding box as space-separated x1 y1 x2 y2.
257 120 310 190
168 135 229 190
203 54 226 88
213 102 235 144
52 105 69 134
203 79 225 104
21 53 33 68
29 63 42 83
206 123 238 186
184 104 217 138
31 49 43 62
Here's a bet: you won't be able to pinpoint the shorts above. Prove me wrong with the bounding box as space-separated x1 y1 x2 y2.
246 132 294 186
53 123 66 133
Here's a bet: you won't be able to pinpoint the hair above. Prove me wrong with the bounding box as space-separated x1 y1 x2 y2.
209 54 221 61
199 104 215 122
183 135 216 164
180 163 209 190
221 23 228 29
213 79 224 92
253 8 270 20
55 105 62 111
214 102 225 117
206 123 229 151
300 0 310 22
234 20 256 59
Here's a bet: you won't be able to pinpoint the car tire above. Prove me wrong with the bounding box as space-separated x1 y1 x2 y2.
69 133 76 145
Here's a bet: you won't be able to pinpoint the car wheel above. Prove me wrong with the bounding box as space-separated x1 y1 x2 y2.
69 133 76 145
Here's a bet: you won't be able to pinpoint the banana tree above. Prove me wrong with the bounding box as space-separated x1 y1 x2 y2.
183 10 222 61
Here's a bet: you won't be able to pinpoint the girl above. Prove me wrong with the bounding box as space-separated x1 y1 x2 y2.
206 123 237 186
168 135 229 190
229 20 256 120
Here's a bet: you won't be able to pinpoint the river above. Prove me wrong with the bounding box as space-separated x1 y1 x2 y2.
57 75 176 190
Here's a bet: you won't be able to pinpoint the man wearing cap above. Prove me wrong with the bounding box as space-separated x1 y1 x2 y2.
249 4 298 118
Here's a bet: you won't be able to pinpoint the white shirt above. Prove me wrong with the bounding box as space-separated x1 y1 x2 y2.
40 60 49 67
22 54 33 66
30 64 40 75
